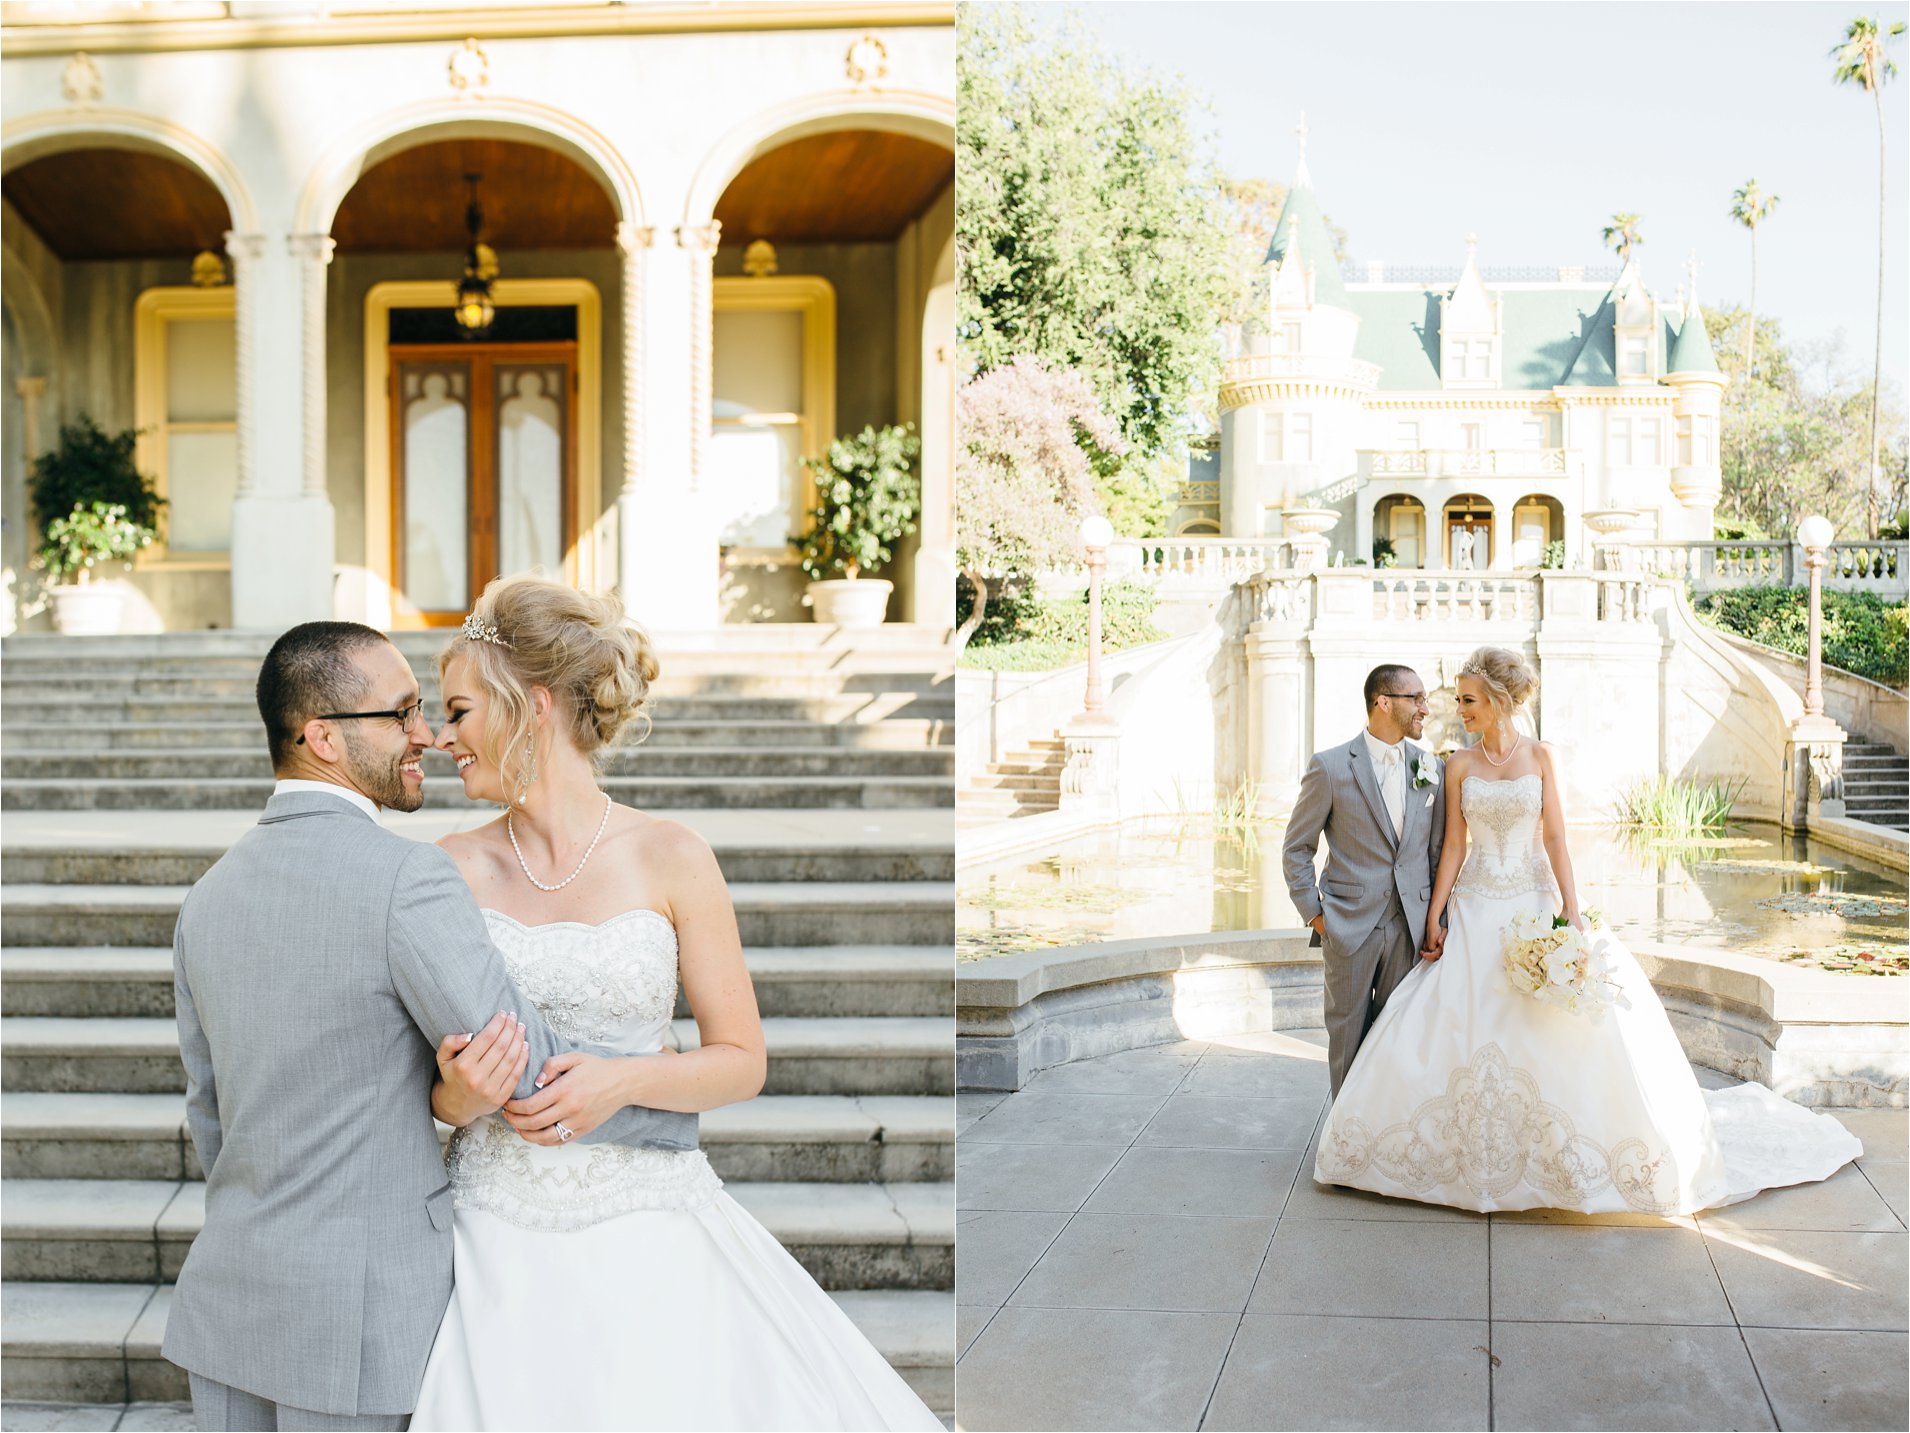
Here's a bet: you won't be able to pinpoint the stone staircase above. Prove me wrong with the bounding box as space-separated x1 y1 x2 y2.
0 627 955 1421
956 734 1064 826
1842 740 1909 831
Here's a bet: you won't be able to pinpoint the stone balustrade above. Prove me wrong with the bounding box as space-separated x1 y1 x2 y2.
1107 536 1295 584
1219 352 1384 390
1633 539 1907 598
1361 447 1580 479
1367 573 1539 624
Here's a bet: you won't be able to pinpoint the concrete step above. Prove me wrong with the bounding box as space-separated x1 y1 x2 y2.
963 772 1061 795
0 775 956 812
0 881 954 948
984 759 1065 778
0 1091 953 1185
1 946 953 1020
0 693 955 726
1851 812 1910 829
0 1177 953 1292
0 1016 955 1097
0 672 952 704
0 1281 954 1412
1 747 954 782
0 719 952 753
955 792 1058 819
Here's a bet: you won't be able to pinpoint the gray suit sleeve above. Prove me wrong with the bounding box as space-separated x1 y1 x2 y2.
172 902 223 1177
1282 753 1332 925
386 843 697 1152
1428 756 1449 886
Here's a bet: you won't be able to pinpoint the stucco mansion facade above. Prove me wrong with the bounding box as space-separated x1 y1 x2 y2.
1 0 954 633
1178 151 1726 571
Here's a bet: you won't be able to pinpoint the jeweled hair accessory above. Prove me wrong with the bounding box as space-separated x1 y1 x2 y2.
460 613 511 647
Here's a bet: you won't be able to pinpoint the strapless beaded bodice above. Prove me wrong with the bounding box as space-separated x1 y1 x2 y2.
1452 773 1558 902
444 909 721 1231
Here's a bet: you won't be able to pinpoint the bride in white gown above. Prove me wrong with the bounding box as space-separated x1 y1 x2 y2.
1315 646 1861 1215
409 576 940 1431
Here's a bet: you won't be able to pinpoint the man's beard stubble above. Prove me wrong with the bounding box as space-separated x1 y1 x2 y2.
342 728 422 812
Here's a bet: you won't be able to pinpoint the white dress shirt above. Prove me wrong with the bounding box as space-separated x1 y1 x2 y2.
272 778 381 825
1361 729 1407 840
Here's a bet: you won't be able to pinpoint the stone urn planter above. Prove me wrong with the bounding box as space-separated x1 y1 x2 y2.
47 579 128 635
807 577 893 628
1280 507 1341 571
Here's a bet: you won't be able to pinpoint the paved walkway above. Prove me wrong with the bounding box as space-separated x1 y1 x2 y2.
955 1031 1908 1432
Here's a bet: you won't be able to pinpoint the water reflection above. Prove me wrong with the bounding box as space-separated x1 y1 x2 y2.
958 819 1907 972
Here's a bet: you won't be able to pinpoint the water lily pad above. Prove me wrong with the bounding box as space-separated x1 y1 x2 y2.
1778 944 1910 975
1757 891 1910 920
1696 858 1837 877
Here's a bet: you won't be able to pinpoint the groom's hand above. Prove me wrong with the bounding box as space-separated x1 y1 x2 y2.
1309 916 1325 938
1420 926 1447 962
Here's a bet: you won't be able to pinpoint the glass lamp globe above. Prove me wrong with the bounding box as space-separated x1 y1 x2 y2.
1797 514 1834 551
1080 514 1115 550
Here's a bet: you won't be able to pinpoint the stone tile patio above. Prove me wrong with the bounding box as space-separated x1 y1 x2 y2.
955 1031 1909 1432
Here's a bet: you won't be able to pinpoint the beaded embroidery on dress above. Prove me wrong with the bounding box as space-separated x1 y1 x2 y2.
444 910 722 1232
1313 774 1862 1215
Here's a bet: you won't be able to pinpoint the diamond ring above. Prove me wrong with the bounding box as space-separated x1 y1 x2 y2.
554 1121 574 1142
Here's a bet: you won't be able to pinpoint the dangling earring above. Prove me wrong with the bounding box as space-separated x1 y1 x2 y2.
515 732 538 805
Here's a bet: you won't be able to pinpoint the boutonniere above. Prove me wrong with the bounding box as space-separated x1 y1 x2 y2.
1412 753 1439 790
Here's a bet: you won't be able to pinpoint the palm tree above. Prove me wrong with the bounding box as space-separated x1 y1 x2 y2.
1727 180 1780 383
1831 14 1906 537
1600 212 1644 263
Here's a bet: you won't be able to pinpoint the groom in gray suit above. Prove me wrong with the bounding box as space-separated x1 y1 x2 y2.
1282 664 1446 1095
164 622 696 1430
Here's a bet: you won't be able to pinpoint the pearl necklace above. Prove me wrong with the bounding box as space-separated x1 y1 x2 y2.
1481 731 1522 768
509 792 613 891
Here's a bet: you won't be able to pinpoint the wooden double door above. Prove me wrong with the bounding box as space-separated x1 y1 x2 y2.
390 342 577 626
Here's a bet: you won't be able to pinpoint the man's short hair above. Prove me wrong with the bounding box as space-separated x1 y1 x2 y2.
1364 663 1417 712
258 622 390 770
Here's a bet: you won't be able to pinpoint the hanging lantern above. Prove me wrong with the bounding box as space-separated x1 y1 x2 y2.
453 172 496 338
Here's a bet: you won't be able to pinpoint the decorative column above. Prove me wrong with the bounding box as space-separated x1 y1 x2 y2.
1061 516 1121 816
1783 515 1847 830
614 221 654 603
5 376 49 635
227 229 335 627
681 222 721 494
289 235 336 502
1242 571 1313 817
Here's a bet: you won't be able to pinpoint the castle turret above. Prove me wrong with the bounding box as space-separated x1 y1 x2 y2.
1663 252 1725 513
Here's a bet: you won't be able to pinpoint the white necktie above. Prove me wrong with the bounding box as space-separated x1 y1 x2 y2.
1378 745 1405 839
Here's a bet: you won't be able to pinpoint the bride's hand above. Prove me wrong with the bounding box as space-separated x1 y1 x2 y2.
502 1051 630 1145
1565 910 1587 932
1419 926 1447 962
434 1012 529 1126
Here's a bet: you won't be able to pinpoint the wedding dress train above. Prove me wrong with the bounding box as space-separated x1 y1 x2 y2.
411 909 942 1431
1314 774 1862 1215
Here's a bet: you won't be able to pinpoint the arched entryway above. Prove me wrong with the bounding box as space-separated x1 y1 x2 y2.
1 132 240 631
1442 493 1495 570
1510 493 1566 568
302 105 638 628
687 97 955 624
1372 494 1428 569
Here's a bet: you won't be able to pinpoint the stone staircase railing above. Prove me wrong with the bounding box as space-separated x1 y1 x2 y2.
1633 539 1907 598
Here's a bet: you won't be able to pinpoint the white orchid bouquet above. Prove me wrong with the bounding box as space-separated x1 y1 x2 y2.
1501 910 1631 1022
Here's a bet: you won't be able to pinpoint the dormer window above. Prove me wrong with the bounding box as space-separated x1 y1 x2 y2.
1281 322 1302 354
1620 335 1650 376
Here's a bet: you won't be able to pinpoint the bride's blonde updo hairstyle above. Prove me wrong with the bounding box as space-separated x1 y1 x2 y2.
1457 645 1538 720
441 574 659 794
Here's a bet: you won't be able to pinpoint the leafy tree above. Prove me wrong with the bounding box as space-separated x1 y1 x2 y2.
1599 212 1644 262
957 2 1229 460
955 357 1124 646
1830 13 1906 536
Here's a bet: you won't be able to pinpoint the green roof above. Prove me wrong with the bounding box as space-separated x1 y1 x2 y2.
1667 304 1721 374
1345 283 1674 390
1266 181 1349 306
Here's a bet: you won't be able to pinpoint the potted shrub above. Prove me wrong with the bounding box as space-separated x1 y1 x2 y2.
795 423 921 627
29 416 164 634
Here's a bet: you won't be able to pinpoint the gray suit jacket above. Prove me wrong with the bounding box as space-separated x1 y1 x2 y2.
163 791 697 1416
1282 734 1447 954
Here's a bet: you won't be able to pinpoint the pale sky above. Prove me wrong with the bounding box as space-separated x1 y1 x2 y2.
1026 0 1909 407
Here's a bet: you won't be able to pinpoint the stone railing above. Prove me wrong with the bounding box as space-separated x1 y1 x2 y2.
1361 447 1579 479
1369 572 1540 623
1175 480 1220 505
1219 353 1383 389
1633 540 1907 597
1108 537 1294 584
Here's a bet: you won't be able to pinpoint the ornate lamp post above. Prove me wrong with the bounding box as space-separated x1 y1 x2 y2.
1784 513 1846 830
1080 513 1113 716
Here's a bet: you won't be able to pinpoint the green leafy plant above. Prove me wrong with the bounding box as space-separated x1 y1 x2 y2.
1712 518 1770 541
1372 536 1397 569
957 576 1168 670
1615 775 1745 836
41 501 156 582
1695 587 1908 688
794 424 921 581
28 415 165 579
1539 539 1566 570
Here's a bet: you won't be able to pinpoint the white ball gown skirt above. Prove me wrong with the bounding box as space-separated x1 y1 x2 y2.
411 1128 942 1431
1314 862 1862 1216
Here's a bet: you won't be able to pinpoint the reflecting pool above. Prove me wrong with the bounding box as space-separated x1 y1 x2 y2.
958 819 1908 974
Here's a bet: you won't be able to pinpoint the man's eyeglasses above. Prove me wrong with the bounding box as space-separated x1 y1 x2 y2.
296 701 426 744
1378 691 1430 709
